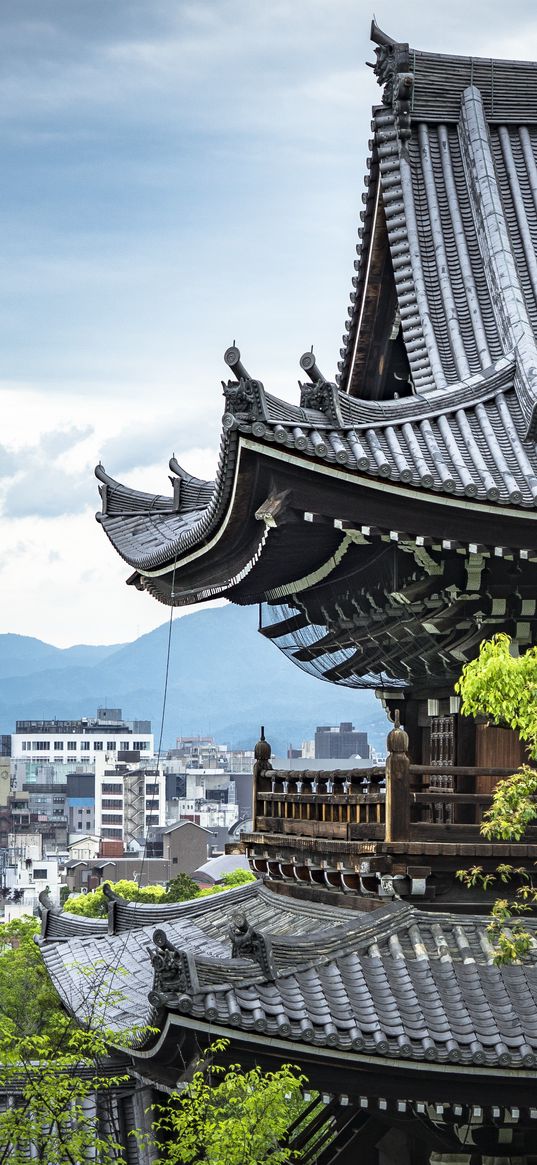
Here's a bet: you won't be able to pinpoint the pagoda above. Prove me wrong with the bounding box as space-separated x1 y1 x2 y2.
49 21 537 1159
94 21 537 911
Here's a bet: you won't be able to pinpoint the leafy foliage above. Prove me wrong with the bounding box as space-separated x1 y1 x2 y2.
64 878 168 916
456 633 537 963
455 632 537 755
150 1039 308 1165
479 765 537 840
456 865 536 964
164 872 201 902
64 869 256 915
0 1024 129 1165
0 918 67 1038
0 930 138 1165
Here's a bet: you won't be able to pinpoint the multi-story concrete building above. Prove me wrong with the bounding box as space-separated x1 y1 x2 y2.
94 759 166 846
314 722 370 761
10 707 153 763
3 709 161 852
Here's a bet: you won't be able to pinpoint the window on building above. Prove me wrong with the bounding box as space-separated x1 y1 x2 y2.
101 799 123 809
102 784 123 795
54 741 63 750
101 813 123 824
106 742 116 750
120 742 130 751
145 784 159 794
133 741 149 751
81 741 90 751
67 742 76 751
32 742 49 750
93 741 103 751
101 827 122 838
145 799 159 810
33 869 47 880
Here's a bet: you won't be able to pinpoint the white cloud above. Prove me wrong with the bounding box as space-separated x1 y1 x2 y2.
2 0 537 646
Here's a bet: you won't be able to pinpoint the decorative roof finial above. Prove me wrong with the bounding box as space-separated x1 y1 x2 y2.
224 345 251 382
299 350 326 385
369 20 413 139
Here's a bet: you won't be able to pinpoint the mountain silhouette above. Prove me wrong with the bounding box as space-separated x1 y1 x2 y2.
0 605 387 755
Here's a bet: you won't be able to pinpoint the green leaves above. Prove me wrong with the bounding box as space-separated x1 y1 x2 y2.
0 917 67 1039
64 869 256 914
456 632 537 756
151 1041 309 1165
480 765 537 840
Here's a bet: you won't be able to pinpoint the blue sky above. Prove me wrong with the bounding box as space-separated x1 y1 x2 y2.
2 0 537 645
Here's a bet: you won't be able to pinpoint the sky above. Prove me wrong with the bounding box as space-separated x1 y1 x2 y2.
2 0 537 647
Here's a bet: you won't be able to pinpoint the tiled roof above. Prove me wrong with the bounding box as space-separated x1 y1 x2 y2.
339 31 537 434
40 882 537 1071
96 356 537 577
96 34 537 582
39 880 345 940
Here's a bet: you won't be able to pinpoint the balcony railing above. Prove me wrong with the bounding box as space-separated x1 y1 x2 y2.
251 735 537 849
255 768 386 840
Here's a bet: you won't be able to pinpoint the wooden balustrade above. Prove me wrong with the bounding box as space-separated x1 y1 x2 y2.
255 767 386 840
251 726 537 848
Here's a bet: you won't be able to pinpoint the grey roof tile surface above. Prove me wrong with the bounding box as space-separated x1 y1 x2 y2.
41 882 537 1071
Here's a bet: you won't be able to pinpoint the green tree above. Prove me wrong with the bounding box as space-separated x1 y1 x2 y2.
0 1024 129 1165
165 872 200 902
196 868 256 898
0 919 135 1164
64 878 168 916
456 633 537 961
65 869 256 914
0 917 66 1037
151 1040 309 1165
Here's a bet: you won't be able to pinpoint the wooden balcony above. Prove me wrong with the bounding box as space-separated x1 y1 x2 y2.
244 728 537 910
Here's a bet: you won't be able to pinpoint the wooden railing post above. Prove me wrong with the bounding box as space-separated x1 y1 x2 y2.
385 710 410 842
252 726 271 832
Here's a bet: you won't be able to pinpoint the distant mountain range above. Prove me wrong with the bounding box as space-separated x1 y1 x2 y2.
0 605 388 755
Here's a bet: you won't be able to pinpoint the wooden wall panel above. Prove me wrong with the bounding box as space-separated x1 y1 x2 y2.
475 724 525 792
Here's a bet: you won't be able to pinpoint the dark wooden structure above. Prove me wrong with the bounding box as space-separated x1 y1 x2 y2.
84 20 537 1161
245 719 537 910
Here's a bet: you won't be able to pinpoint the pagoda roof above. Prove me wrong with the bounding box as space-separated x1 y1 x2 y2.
40 880 537 1075
96 30 537 589
97 353 537 577
339 21 537 418
95 27 537 688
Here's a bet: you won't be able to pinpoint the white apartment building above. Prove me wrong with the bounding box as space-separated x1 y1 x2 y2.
94 757 166 845
11 707 154 764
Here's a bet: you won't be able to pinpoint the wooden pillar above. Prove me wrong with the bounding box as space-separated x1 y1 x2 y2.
385 711 410 843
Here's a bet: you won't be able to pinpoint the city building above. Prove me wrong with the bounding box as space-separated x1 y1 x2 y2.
64 821 210 893
314 722 369 760
10 708 153 763
94 760 165 845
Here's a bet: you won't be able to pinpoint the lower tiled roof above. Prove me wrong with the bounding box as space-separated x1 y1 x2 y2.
40 882 537 1071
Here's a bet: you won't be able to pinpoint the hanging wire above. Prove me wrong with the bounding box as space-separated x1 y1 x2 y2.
135 560 177 893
